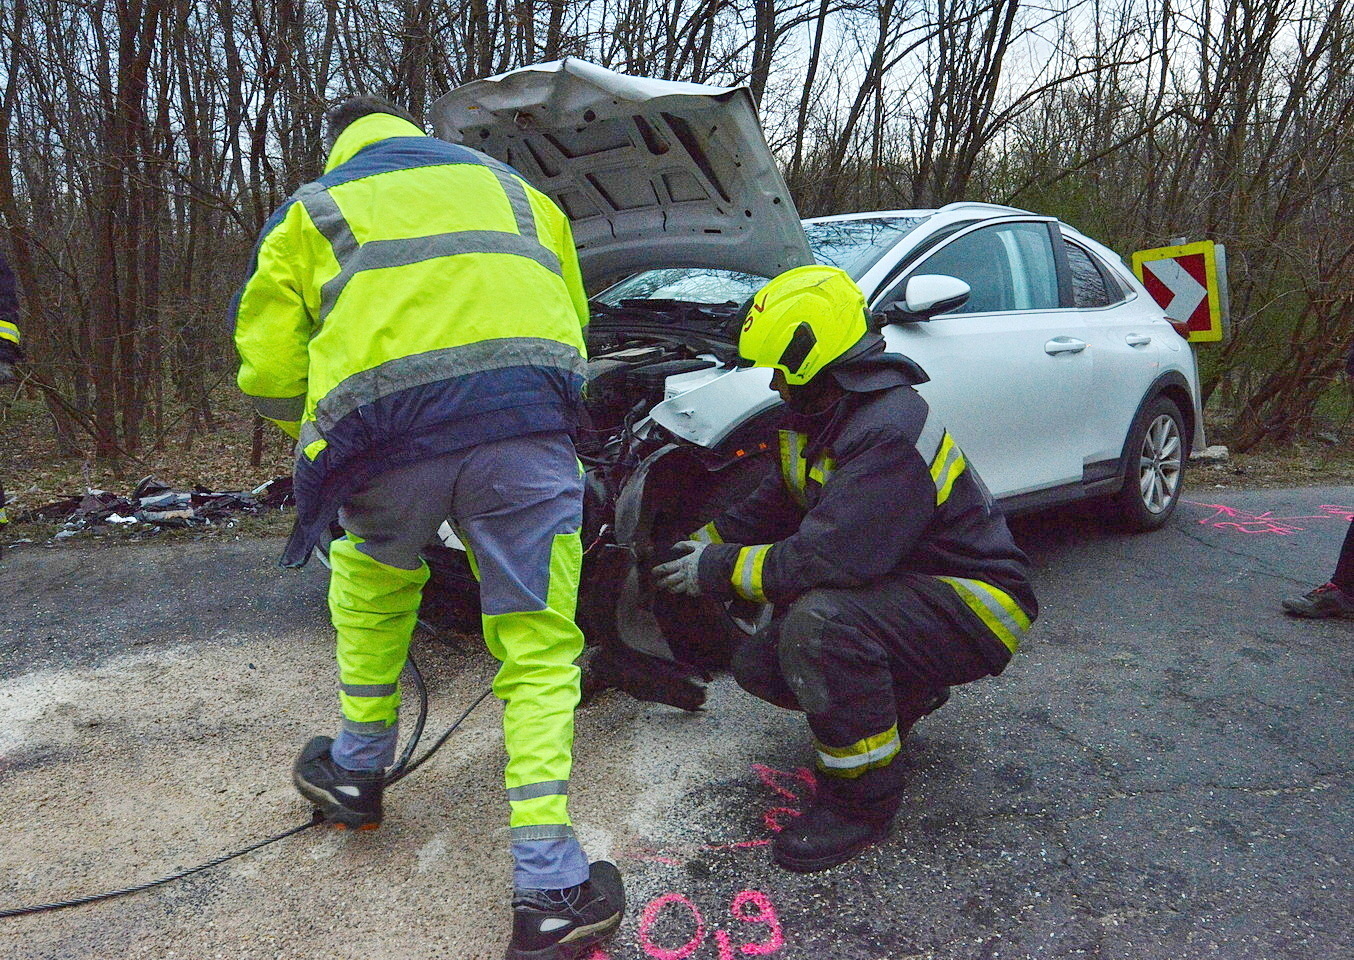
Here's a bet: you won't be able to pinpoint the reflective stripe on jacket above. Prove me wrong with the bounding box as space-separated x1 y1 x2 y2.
231 113 589 566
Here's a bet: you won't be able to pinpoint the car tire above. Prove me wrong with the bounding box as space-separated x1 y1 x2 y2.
1108 395 1186 532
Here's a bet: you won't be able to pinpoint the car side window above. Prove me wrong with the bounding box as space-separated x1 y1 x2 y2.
890 222 1060 315
1065 242 1122 308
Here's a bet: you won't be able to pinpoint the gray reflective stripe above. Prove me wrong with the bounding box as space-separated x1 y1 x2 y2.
341 717 394 734
341 683 398 698
506 779 569 803
296 172 560 323
915 410 944 466
938 575 1031 650
817 734 901 770
298 420 323 449
250 394 305 421
297 183 360 265
298 184 360 321
733 543 771 602
315 337 586 432
491 167 538 238
691 521 722 545
510 824 576 842
318 231 562 321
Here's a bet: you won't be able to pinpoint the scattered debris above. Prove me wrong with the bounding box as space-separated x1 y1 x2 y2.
16 475 294 536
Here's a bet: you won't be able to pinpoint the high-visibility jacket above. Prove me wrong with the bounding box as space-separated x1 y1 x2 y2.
0 251 20 360
693 350 1037 667
232 114 590 566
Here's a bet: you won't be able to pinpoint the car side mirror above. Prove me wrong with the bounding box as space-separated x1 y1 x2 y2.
877 275 971 324
904 275 970 318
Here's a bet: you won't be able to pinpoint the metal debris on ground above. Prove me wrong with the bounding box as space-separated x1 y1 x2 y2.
16 476 294 535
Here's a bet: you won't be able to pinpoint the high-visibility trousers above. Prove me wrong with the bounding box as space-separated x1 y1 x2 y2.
327 430 589 889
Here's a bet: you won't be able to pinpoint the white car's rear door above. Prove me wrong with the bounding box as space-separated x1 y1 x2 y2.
875 220 1091 498
1061 237 1168 475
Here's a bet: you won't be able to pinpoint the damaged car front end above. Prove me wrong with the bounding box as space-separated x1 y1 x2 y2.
423 60 810 706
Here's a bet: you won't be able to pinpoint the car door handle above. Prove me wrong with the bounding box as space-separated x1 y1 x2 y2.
1125 333 1152 347
1044 337 1087 355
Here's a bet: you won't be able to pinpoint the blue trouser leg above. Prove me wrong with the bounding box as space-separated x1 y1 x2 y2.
332 432 590 890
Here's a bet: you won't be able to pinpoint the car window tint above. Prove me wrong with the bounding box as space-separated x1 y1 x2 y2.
910 222 1059 314
1066 242 1118 308
804 216 929 278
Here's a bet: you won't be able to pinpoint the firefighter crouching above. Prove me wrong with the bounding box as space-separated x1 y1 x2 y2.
653 265 1038 872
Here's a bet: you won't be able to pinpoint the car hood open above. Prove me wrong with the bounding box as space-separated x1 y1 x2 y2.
430 59 813 287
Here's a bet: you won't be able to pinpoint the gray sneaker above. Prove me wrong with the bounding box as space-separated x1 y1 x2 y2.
1282 582 1354 619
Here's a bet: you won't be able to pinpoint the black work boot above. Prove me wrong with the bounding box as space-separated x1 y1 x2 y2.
292 735 384 829
506 861 625 960
772 801 891 873
773 763 904 873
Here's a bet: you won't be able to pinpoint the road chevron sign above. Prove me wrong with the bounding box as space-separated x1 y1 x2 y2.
1131 240 1229 343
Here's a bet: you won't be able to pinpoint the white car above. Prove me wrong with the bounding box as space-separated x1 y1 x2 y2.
419 60 1203 698
597 206 1202 529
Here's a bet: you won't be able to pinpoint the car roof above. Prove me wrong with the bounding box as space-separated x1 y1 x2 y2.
805 201 1039 226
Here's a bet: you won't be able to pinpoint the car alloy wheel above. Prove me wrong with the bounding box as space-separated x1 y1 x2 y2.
1138 412 1182 514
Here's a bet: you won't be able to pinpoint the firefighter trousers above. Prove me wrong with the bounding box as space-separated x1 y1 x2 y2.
731 571 1021 822
327 430 589 889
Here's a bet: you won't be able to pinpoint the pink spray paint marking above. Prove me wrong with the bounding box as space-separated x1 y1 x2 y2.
761 807 801 834
751 764 817 802
1186 501 1354 536
730 889 784 955
636 890 785 959
638 892 706 960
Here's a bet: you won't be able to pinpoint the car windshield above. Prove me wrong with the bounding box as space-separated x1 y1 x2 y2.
593 214 929 306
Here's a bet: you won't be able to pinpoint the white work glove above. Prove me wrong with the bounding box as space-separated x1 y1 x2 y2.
652 540 707 597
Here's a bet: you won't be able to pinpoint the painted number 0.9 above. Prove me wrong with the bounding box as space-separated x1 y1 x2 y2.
637 889 784 959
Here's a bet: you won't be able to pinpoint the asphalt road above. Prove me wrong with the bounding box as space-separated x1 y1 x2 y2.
1 486 1350 960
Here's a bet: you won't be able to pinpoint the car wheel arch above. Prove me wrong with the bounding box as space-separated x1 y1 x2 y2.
1115 371 1195 481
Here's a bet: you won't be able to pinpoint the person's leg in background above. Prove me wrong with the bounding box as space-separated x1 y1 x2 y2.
1283 517 1354 619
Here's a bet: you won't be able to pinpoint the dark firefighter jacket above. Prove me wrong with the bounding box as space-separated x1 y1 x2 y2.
694 346 1038 658
231 113 589 567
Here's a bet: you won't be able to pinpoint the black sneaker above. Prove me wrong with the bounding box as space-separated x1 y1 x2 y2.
292 735 384 829
1282 582 1354 619
506 861 625 960
772 801 890 873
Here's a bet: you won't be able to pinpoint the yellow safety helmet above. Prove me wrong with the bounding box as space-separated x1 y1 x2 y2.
738 265 869 386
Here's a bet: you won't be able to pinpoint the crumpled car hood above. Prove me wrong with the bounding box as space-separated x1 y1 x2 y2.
430 59 813 287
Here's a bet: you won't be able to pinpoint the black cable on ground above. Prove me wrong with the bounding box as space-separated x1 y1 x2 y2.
384 686 494 786
0 648 491 920
0 818 323 920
